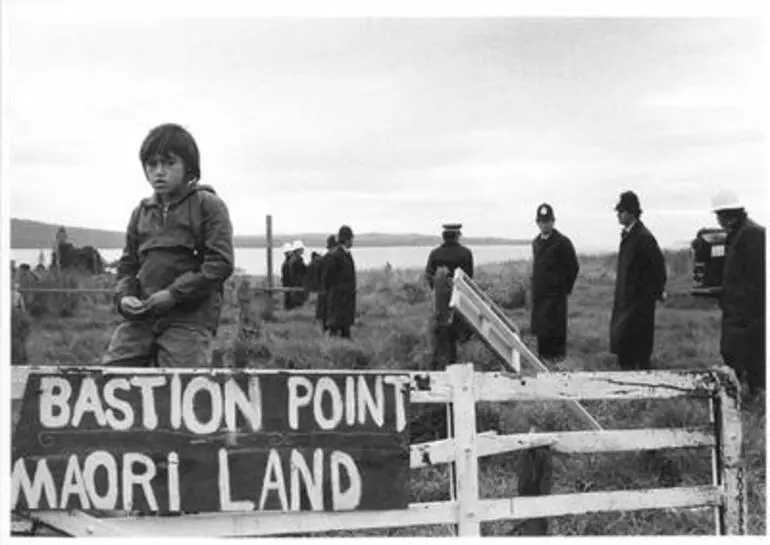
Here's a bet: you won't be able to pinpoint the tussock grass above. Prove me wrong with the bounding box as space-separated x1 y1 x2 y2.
13 252 766 536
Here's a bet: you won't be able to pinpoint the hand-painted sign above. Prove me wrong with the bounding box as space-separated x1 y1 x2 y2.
12 368 411 515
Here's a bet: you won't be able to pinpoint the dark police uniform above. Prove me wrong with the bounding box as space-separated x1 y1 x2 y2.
719 215 765 395
609 191 667 370
530 204 579 361
425 223 474 369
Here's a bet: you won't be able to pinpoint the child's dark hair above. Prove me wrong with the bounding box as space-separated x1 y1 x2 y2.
139 123 201 181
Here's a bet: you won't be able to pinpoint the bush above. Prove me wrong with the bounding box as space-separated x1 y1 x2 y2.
11 304 31 364
22 271 85 318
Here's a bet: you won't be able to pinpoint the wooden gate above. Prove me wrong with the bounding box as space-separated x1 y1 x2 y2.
11 363 745 536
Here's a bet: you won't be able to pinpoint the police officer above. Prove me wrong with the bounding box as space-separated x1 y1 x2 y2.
425 223 474 369
323 226 357 339
530 203 579 362
315 235 337 332
425 223 474 288
610 191 667 370
711 190 766 398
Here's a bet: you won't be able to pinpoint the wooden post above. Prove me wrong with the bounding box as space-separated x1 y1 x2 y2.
266 215 273 290
714 369 746 535
708 398 720 535
448 363 480 536
264 215 275 316
516 439 554 535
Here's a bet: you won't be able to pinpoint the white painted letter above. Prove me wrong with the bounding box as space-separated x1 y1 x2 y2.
345 376 356 426
225 377 262 432
290 449 324 511
130 376 166 430
287 377 313 430
11 458 57 509
103 378 134 431
167 452 180 512
357 376 384 427
83 451 118 510
218 449 255 511
384 376 409 432
182 376 223 435
170 374 182 429
39 376 72 428
313 377 343 430
72 377 108 428
258 449 288 511
60 454 90 509
330 451 362 511
122 453 158 512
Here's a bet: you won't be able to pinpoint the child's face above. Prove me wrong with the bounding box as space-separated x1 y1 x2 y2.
144 152 187 196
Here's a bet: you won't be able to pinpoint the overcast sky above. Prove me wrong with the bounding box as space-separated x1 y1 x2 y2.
3 1 767 251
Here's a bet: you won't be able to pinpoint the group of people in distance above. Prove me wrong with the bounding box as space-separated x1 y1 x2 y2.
424 190 765 399
101 122 764 400
281 228 357 339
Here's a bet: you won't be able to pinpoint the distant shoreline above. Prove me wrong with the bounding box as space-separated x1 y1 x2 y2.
12 241 533 251
11 217 531 250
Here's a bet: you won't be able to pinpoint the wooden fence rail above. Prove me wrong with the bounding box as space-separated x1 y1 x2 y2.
11 363 745 537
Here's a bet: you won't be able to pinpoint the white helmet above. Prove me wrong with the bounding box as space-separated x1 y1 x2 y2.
281 242 293 254
711 190 743 212
292 240 305 252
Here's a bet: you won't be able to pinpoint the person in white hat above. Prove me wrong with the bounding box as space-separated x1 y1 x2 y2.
280 242 296 310
711 190 765 399
288 240 308 308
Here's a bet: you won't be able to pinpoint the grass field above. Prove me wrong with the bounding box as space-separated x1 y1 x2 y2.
13 251 766 536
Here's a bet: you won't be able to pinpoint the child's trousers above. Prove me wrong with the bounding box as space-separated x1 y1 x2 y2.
102 319 214 368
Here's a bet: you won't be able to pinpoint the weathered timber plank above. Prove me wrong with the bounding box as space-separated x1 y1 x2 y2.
449 363 480 536
11 366 451 403
409 428 715 468
30 510 137 537
410 431 498 469
477 485 722 521
482 428 716 456
94 501 457 537
715 370 746 535
475 370 721 402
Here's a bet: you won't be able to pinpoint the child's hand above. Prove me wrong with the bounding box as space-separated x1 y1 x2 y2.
146 290 175 313
120 296 149 318
120 296 144 312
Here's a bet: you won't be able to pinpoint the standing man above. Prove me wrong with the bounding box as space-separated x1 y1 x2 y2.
530 203 580 363
280 242 295 310
323 226 357 339
711 190 765 398
315 235 336 332
610 191 667 371
425 223 475 369
289 240 308 308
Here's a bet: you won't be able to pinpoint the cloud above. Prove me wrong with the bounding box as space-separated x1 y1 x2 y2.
4 15 766 252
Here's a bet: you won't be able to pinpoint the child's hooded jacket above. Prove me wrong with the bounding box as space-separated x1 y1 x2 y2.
114 182 234 330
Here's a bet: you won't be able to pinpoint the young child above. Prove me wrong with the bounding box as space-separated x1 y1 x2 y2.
102 123 234 368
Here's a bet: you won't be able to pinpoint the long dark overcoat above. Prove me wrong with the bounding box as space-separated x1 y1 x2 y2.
425 241 475 342
322 246 357 329
314 253 331 321
530 229 579 339
288 256 308 307
610 221 667 359
720 217 766 366
281 257 294 309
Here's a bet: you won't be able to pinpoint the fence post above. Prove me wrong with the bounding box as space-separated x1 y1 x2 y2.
714 369 746 535
448 363 480 537
515 439 553 535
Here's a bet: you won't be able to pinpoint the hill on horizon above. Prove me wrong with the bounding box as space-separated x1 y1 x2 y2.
10 218 529 249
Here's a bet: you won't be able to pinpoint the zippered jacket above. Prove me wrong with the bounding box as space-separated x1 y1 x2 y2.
114 183 234 330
